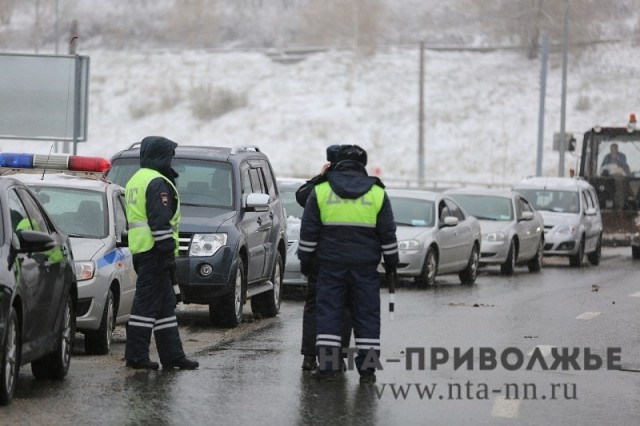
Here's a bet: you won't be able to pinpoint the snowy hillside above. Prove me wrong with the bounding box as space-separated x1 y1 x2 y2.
3 41 640 188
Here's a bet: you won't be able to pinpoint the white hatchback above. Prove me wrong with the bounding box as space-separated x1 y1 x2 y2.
514 177 603 267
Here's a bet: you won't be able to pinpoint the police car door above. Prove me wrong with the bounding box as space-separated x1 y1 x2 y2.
240 163 270 283
113 192 136 319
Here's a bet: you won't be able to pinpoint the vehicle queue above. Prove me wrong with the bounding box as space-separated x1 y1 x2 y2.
1 148 606 405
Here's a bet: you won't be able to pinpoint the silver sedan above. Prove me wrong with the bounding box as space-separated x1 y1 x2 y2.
380 189 482 287
446 188 544 275
277 177 307 287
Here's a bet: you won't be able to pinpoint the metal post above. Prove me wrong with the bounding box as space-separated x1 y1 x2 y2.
64 20 78 154
73 55 81 155
536 34 549 176
558 0 570 176
418 41 425 186
54 0 59 54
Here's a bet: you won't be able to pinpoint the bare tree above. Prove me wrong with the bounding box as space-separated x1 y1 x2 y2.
0 0 16 25
298 0 385 53
464 0 607 58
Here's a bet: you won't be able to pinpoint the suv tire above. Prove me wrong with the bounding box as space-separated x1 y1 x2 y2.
251 251 283 317
209 260 245 328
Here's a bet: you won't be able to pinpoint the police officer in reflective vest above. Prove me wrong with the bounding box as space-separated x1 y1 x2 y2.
298 145 398 383
124 136 198 370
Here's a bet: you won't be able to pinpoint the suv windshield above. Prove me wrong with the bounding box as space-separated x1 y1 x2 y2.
108 158 234 209
517 189 579 214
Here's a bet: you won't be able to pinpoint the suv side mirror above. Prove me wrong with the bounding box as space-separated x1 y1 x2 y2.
584 207 597 216
245 193 270 212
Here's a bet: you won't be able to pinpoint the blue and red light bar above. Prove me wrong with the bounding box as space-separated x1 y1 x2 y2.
0 153 111 173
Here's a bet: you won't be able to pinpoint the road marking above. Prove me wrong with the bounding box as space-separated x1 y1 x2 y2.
629 291 640 298
527 344 555 357
575 311 601 320
491 396 520 418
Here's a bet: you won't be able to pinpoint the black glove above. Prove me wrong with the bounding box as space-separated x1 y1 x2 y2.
164 255 177 274
301 259 312 277
383 263 397 276
169 266 183 305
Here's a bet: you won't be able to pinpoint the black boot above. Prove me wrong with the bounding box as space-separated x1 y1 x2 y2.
163 356 199 370
126 358 159 370
301 355 317 371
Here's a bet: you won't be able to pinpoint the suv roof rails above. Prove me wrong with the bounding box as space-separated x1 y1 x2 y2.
230 145 261 155
128 142 142 149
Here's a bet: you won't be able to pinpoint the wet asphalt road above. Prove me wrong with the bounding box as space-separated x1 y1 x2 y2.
1 247 639 425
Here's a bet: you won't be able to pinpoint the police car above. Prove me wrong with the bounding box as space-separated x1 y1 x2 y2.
0 153 136 355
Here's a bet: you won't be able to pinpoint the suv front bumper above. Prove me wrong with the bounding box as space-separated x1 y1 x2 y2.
176 246 236 304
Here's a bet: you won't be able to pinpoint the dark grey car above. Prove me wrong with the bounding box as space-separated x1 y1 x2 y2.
107 144 287 327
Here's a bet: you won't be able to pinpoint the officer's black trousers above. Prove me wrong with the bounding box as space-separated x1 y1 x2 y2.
301 274 352 357
125 251 185 365
316 266 380 376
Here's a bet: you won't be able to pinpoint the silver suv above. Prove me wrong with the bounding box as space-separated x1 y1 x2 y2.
514 177 603 266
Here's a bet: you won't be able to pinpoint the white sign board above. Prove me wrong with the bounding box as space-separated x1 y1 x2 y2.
0 53 89 142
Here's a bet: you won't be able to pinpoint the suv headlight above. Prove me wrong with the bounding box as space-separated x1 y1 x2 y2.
555 225 578 235
75 261 95 281
484 232 506 242
189 233 227 257
398 239 420 251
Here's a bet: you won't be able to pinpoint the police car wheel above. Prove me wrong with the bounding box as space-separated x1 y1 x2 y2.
85 289 115 355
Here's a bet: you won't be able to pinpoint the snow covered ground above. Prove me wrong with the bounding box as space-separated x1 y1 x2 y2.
2 41 640 188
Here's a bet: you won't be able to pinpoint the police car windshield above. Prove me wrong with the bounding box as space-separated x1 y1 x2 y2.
389 197 434 227
29 186 107 238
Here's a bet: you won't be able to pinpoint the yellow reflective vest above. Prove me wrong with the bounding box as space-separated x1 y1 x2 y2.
125 168 180 255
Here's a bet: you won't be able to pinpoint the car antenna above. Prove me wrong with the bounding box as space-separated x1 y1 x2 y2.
41 145 54 180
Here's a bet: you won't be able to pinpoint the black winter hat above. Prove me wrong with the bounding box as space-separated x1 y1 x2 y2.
326 145 342 163
336 144 367 166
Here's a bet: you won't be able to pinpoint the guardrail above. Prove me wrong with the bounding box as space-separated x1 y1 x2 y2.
383 178 514 191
